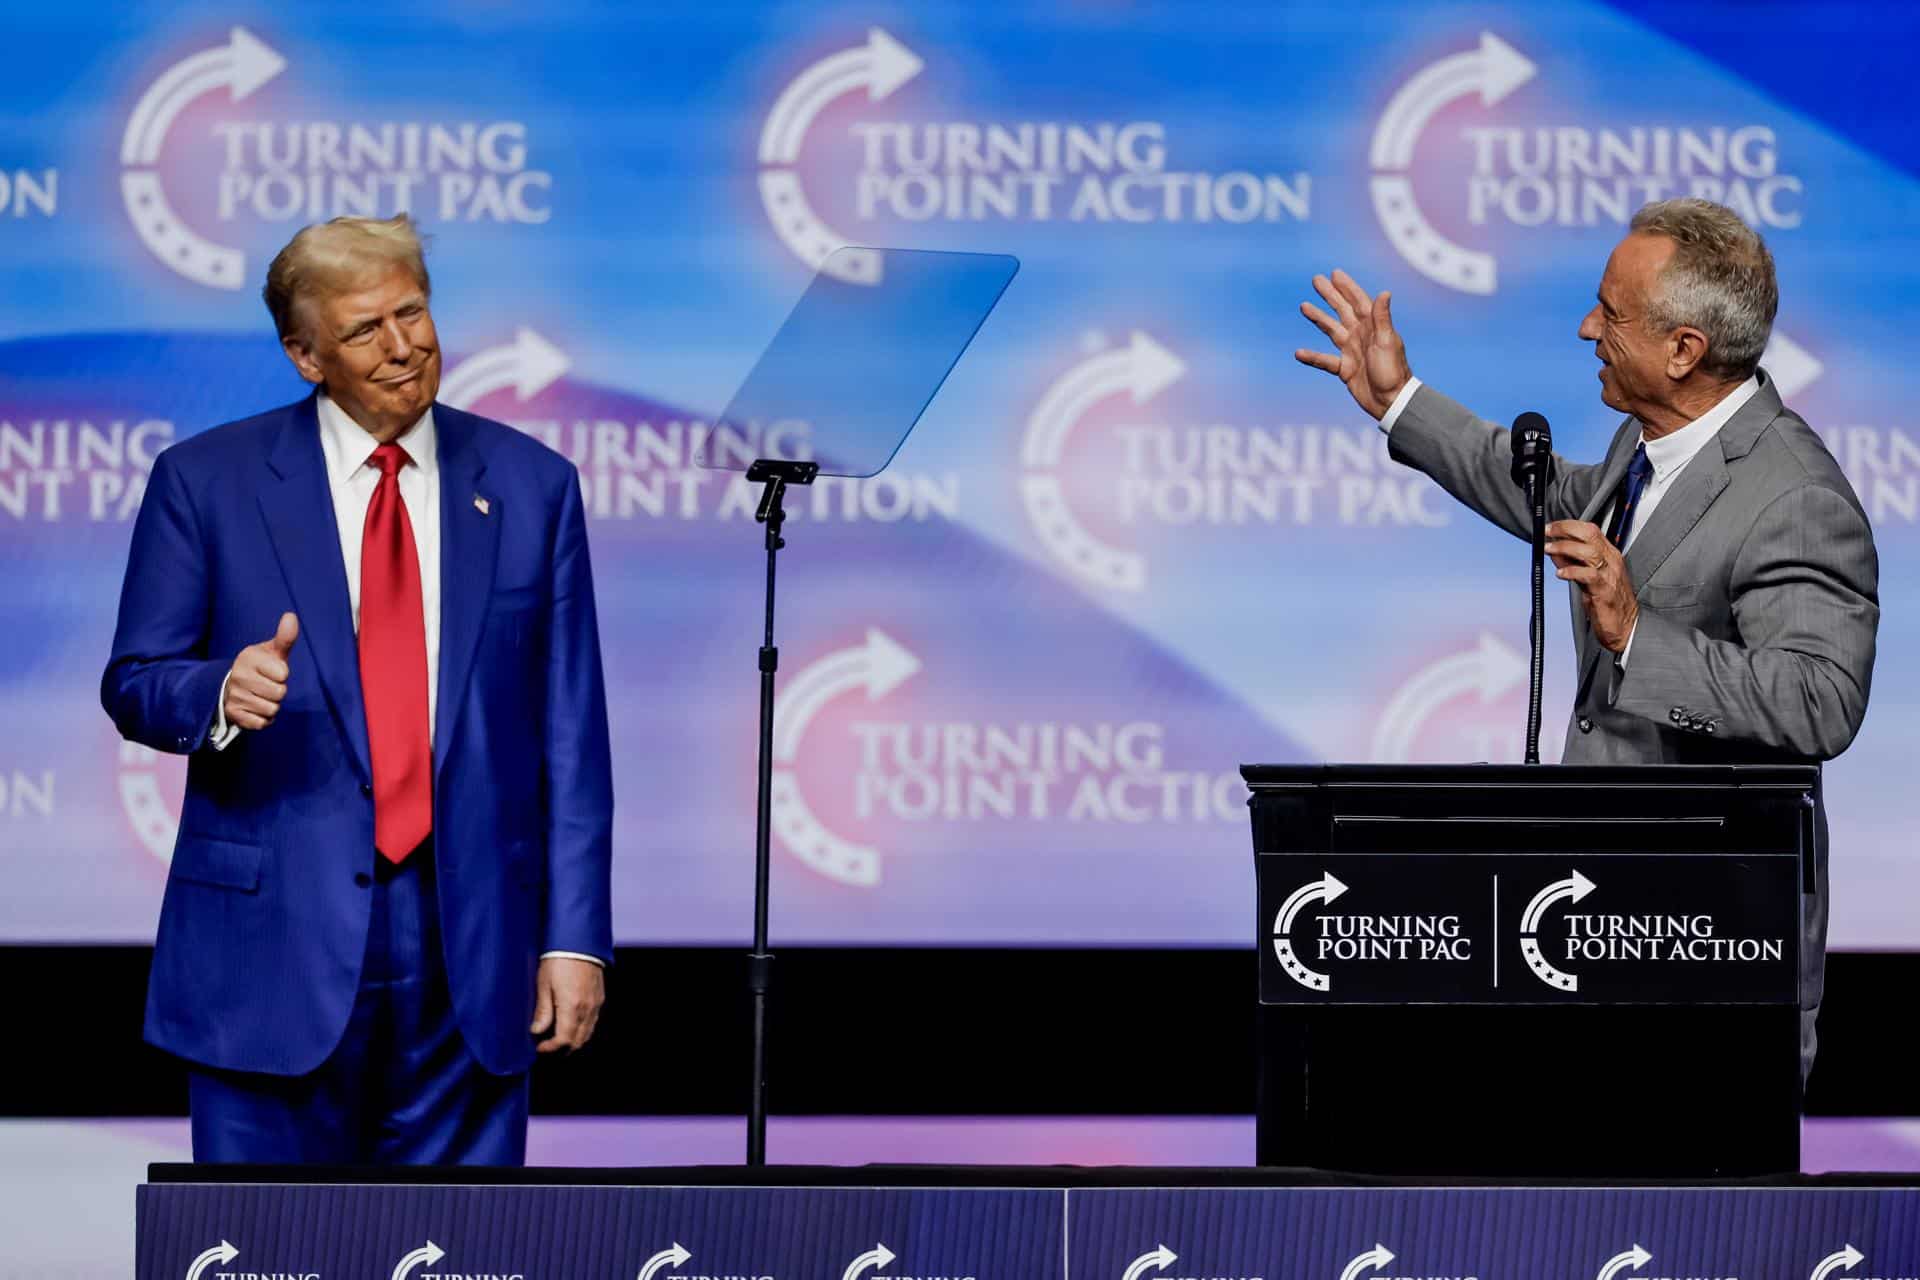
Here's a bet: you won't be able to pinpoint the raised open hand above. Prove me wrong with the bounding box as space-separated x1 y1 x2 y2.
1294 269 1413 421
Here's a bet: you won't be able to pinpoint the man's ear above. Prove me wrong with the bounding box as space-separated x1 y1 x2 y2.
1666 325 1710 381
282 334 323 385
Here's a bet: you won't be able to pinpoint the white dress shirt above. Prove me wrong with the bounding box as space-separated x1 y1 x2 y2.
1380 374 1762 662
212 394 439 746
208 393 598 967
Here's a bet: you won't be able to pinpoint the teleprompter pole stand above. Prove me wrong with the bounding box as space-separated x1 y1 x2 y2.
744 457 819 1166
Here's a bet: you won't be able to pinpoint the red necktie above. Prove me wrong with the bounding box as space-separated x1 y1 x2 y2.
359 443 432 863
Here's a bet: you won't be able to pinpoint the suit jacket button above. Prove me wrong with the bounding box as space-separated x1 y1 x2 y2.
359 782 373 797
354 872 372 888
1578 717 1594 733
1703 721 1716 735
1669 707 1685 722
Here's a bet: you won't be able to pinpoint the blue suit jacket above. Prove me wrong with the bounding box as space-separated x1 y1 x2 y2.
102 394 614 1077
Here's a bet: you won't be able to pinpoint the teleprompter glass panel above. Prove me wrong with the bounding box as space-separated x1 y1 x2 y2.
696 246 1020 478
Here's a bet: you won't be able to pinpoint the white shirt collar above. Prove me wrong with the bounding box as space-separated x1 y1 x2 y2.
315 392 437 487
1639 374 1760 480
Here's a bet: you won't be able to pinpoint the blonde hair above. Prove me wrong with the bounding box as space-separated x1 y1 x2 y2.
262 215 431 342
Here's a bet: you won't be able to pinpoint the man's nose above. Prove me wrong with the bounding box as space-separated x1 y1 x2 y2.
1576 306 1602 341
378 317 413 364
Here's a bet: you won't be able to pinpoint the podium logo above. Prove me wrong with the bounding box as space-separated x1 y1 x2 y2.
1370 31 1805 295
1275 870 1472 992
1272 870 1348 992
1521 870 1786 993
1519 869 1596 992
756 28 1312 282
121 26 552 290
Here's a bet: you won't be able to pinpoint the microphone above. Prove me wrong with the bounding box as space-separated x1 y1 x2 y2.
1509 411 1552 488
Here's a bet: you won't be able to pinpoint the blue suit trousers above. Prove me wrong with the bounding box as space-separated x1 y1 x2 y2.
187 844 529 1165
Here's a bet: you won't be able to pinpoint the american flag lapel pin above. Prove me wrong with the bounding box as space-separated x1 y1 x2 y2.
474 494 491 516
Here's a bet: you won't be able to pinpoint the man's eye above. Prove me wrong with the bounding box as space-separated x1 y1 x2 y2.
344 327 376 345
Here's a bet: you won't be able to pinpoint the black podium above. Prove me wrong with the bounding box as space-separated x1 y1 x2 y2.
1244 764 1816 1178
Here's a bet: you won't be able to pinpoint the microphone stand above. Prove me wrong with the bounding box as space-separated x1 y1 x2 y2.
1524 470 1546 765
743 456 818 1166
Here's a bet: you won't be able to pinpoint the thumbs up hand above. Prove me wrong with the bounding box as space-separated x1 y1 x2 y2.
224 612 299 731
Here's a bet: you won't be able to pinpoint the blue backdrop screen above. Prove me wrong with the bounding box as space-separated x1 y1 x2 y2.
2 2 1915 946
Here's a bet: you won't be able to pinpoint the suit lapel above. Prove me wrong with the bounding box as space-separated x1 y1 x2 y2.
433 405 500 774
258 396 373 783
1570 379 1777 709
1622 445 1729 586
1621 374 1779 585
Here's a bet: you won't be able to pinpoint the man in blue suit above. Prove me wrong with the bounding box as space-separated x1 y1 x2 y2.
101 214 612 1165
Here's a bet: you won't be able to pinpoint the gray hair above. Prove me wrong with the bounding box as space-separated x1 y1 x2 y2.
1629 197 1777 381
262 214 431 342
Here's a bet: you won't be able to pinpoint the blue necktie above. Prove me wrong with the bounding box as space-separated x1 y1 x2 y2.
1605 444 1654 550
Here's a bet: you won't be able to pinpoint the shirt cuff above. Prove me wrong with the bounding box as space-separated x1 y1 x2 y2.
1377 377 1424 433
541 950 606 968
1619 618 1638 667
209 671 240 751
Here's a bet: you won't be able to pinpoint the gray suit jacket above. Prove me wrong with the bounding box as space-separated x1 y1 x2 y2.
1390 370 1879 1061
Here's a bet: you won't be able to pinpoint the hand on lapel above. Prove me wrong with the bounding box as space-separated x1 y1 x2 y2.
1546 519 1639 653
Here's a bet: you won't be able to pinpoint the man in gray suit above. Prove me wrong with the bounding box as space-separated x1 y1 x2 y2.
1295 197 1878 1075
